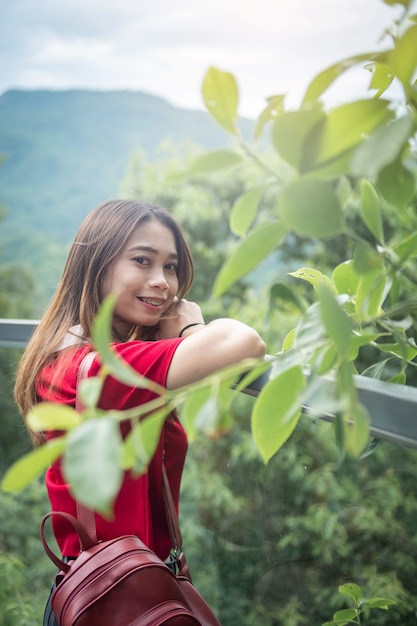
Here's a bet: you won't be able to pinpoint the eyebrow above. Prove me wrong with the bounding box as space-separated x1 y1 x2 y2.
127 244 178 260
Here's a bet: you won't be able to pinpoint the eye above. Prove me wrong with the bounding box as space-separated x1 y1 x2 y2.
134 257 149 266
165 262 178 274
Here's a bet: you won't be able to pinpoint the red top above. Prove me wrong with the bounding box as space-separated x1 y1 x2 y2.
37 339 188 560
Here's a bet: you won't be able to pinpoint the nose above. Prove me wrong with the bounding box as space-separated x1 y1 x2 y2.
148 267 169 289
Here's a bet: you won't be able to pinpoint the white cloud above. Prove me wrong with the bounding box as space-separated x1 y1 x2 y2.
0 0 411 116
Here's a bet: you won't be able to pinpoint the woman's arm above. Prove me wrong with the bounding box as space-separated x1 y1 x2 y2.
159 300 266 389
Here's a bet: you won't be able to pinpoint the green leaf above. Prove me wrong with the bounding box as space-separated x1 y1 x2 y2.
389 23 417 86
195 396 233 439
182 383 233 440
311 343 339 375
361 358 391 380
122 409 168 474
272 107 326 168
289 267 334 292
356 267 388 320
282 328 296 351
349 333 381 360
63 419 123 516
368 61 395 96
360 180 384 243
252 366 305 463
303 148 357 179
388 370 406 384
374 341 417 361
339 582 362 604
1 437 66 492
343 402 371 457
336 360 356 397
254 94 285 140
92 296 165 394
332 261 360 297
294 302 327 351
280 179 344 238
360 437 382 459
78 376 104 410
351 114 415 179
302 53 383 106
361 597 396 609
27 403 82 432
376 159 416 210
319 285 354 356
201 67 239 135
232 359 273 395
213 221 287 296
230 187 263 237
182 385 213 440
393 232 417 262
333 609 358 621
269 282 305 314
353 243 382 275
336 177 353 208
383 0 412 6
301 99 394 173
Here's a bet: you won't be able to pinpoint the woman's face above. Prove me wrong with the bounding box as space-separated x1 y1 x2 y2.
105 218 179 335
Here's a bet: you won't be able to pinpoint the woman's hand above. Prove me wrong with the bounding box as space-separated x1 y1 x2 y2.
158 298 205 340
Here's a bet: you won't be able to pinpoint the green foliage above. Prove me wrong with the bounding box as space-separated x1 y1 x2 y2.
322 582 396 625
180 414 417 625
0 257 36 473
279 180 344 238
0 481 52 624
213 221 286 296
201 67 239 136
192 2 417 463
0 551 37 626
251 365 305 463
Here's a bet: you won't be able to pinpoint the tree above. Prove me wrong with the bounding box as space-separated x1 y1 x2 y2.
0 262 36 472
119 141 417 624
181 0 417 463
0 217 50 624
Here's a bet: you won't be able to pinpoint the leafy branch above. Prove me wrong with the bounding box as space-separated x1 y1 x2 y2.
322 582 396 625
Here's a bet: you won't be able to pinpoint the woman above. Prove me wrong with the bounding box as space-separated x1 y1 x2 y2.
14 199 266 625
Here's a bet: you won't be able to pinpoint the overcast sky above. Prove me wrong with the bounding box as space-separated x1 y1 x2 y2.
0 0 411 117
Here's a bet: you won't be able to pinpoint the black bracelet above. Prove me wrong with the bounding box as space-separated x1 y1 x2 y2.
178 323 205 337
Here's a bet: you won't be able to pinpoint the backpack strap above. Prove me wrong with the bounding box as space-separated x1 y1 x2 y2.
75 351 98 542
75 350 185 562
40 511 97 572
161 462 183 550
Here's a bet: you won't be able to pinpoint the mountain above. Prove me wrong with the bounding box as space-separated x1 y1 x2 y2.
0 89 252 308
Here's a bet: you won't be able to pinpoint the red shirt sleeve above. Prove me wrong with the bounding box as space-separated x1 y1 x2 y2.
39 338 188 559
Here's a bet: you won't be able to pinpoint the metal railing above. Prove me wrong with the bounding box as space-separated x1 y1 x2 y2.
1 318 417 450
0 318 39 348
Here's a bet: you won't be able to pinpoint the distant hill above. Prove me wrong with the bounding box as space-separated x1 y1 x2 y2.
0 89 252 308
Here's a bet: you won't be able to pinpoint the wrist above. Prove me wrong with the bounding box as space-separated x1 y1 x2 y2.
178 322 205 337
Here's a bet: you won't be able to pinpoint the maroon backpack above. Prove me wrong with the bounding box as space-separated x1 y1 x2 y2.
40 464 221 626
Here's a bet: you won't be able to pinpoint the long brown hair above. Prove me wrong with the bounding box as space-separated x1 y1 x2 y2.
15 199 194 444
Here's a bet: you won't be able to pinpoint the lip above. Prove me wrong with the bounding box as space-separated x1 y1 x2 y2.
137 296 166 309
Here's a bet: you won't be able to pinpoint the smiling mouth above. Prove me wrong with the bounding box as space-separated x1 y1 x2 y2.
138 297 165 307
